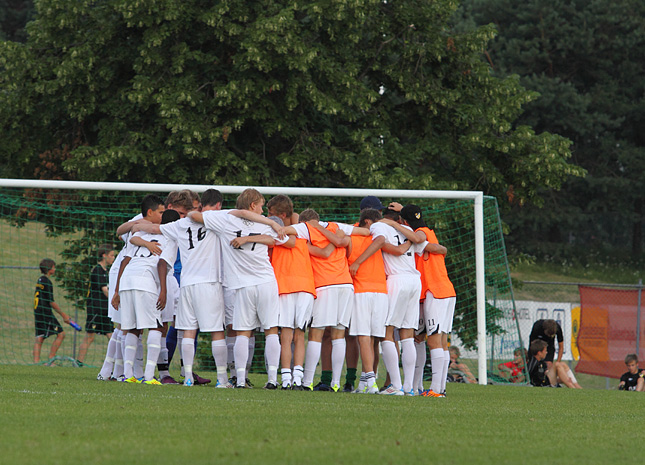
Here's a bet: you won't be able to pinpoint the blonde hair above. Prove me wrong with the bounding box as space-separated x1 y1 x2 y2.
236 188 264 210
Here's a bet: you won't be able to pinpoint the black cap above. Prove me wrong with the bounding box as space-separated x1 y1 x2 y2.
400 204 426 230
360 195 385 211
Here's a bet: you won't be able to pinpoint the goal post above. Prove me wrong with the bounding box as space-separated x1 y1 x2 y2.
0 178 520 385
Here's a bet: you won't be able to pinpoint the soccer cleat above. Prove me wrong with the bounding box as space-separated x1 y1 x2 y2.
184 379 194 387
160 375 180 385
304 383 314 391
143 378 162 385
264 382 278 390
215 380 234 389
291 383 304 391
281 383 292 390
229 376 254 388
366 385 380 394
68 320 82 331
193 373 211 385
114 374 126 382
245 377 254 388
417 389 424 396
234 383 246 389
441 391 447 397
421 389 445 398
124 376 140 384
342 382 354 393
96 373 108 381
404 389 415 396
379 385 404 396
331 383 340 392
313 382 332 391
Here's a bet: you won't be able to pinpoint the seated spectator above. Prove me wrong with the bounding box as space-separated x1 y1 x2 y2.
527 339 582 389
448 346 477 384
619 354 643 391
498 348 527 383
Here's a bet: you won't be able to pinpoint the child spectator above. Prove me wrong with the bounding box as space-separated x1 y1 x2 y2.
619 354 643 391
498 348 528 383
448 346 477 384
527 340 550 387
33 258 79 364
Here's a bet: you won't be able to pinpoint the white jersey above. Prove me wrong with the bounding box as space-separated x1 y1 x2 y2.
159 215 223 286
289 221 354 242
202 211 287 290
110 213 143 277
369 222 427 277
120 232 165 293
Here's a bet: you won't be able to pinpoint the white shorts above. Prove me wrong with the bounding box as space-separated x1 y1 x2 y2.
278 292 314 330
415 303 426 336
311 285 353 329
349 292 388 337
161 278 179 323
223 287 236 327
233 281 280 331
423 291 455 335
385 274 421 330
120 289 161 330
108 271 120 324
176 282 225 332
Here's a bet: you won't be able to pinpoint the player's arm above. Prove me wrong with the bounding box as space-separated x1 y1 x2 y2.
307 220 349 247
116 218 149 236
111 256 131 310
348 236 385 276
557 342 564 363
229 210 286 239
388 202 403 212
131 222 161 235
350 226 370 236
382 240 412 256
378 218 425 243
280 235 297 249
308 242 336 258
230 234 275 249
188 211 204 224
130 236 162 255
50 301 70 324
424 242 447 255
156 260 168 311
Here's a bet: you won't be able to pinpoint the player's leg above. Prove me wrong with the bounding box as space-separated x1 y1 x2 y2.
33 336 44 363
330 327 346 391
319 328 332 388
144 328 163 382
98 328 119 380
380 325 402 392
49 330 65 359
303 327 324 389
78 331 95 363
400 328 416 394
280 327 294 388
554 361 582 389
343 334 359 392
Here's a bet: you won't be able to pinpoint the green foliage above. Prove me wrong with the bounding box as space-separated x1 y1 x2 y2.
0 0 34 42
0 0 579 208
459 0 645 259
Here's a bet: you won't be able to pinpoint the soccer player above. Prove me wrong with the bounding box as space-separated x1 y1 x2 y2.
267 195 315 389
78 244 116 364
33 258 77 364
620 354 643 391
134 189 231 387
398 204 455 397
283 209 365 392
111 194 166 383
352 208 429 395
188 188 288 389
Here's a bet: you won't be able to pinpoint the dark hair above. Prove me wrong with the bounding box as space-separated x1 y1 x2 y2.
382 208 400 221
299 208 320 222
543 319 558 337
141 194 165 217
359 208 382 227
625 353 638 365
266 195 294 217
39 258 55 274
161 209 181 224
97 243 114 260
201 188 223 208
529 339 548 356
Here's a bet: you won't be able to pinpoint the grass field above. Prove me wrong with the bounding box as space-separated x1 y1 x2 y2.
1 365 642 465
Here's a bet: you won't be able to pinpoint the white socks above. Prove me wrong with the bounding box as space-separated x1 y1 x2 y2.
293 365 304 387
98 329 119 379
265 334 281 385
133 334 144 379
234 335 250 386
123 332 138 379
331 338 346 387
441 349 450 393
381 340 402 390
212 339 228 385
144 330 162 381
303 340 321 387
400 338 416 393
181 337 195 384
413 341 426 392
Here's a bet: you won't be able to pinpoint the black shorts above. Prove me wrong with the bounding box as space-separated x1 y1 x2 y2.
34 311 63 339
85 313 113 335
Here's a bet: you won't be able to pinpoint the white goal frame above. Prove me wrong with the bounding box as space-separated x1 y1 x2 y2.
0 178 487 384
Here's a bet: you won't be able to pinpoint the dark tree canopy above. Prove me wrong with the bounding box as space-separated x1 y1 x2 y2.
459 0 645 260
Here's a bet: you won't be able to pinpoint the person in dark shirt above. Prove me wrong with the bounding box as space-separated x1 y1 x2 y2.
527 340 550 387
528 319 564 368
619 354 643 391
34 259 74 364
78 244 115 363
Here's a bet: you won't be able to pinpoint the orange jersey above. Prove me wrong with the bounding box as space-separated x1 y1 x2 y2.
306 222 353 288
271 238 316 297
347 235 387 294
415 227 456 300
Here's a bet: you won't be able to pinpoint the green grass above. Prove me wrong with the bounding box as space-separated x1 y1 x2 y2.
0 365 641 465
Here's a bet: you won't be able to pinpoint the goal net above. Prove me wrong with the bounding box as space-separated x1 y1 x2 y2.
0 179 523 385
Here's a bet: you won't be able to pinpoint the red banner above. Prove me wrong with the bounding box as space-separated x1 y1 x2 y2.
576 286 643 378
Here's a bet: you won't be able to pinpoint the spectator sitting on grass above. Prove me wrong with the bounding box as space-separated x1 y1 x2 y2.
527 339 582 389
448 346 477 383
498 348 527 383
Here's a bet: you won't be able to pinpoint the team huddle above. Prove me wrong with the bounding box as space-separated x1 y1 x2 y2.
96 188 457 396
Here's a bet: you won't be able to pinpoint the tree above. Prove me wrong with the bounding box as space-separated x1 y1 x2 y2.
459 0 645 260
0 0 34 42
0 0 580 203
